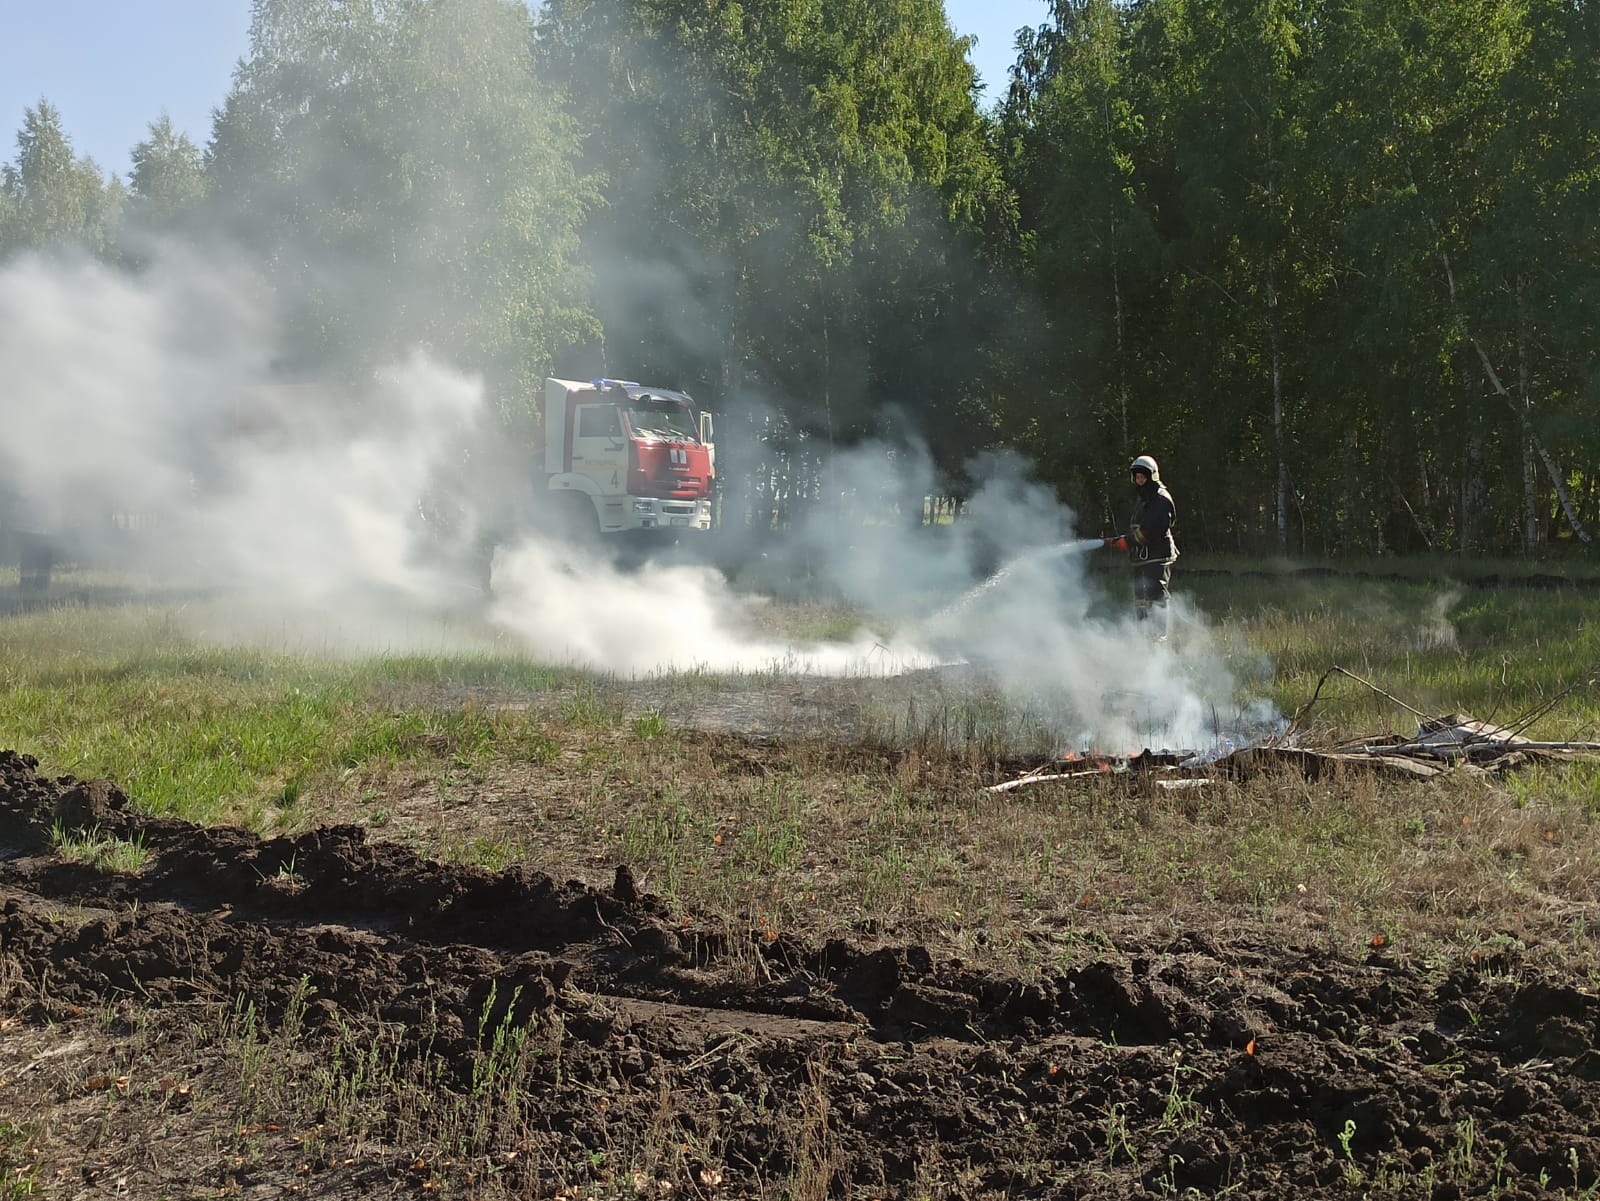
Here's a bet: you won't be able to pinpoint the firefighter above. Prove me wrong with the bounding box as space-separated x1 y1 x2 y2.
1128 454 1177 640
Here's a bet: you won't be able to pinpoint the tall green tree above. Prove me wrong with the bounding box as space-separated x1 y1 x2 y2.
1309 0 1593 551
0 101 121 259
128 114 209 232
1475 0 1600 548
1129 0 1325 552
998 0 1161 520
536 0 1014 487
207 0 596 407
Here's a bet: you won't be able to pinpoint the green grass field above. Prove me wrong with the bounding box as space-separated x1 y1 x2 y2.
4 561 1599 975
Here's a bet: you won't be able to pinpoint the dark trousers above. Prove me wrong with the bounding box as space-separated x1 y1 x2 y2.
1133 562 1171 610
18 532 54 591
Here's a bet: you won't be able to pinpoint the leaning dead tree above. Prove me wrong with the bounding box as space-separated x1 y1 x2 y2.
1440 250 1593 546
1414 164 1595 547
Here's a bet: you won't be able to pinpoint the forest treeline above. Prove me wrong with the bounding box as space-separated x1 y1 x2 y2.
2 0 1596 555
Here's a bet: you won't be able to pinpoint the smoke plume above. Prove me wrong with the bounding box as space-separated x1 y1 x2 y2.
0 240 1273 751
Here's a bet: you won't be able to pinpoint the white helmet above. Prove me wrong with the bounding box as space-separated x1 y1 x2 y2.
1130 454 1160 480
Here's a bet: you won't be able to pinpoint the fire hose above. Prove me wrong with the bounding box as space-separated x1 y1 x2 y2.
1051 535 1133 555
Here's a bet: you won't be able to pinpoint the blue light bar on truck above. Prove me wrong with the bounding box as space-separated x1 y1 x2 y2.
590 378 640 389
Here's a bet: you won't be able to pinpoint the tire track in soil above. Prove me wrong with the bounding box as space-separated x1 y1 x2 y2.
4 748 1600 1198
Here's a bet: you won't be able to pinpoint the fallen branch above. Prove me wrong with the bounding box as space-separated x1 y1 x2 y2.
1283 664 1435 741
988 768 1121 793
1334 666 1435 721
1281 667 1340 741
987 764 1190 793
1354 739 1600 761
1503 659 1600 739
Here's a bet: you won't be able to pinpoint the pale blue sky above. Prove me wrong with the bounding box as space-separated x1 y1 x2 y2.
0 1 1048 182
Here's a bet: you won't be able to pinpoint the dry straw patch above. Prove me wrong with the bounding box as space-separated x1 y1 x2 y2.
289 706 1600 974
7 567 1600 974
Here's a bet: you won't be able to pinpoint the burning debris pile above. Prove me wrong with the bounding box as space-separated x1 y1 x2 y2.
991 663 1600 793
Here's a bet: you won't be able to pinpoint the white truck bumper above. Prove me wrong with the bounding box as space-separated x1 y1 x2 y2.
611 496 713 532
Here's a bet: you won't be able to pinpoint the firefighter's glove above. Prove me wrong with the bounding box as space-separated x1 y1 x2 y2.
1132 524 1148 546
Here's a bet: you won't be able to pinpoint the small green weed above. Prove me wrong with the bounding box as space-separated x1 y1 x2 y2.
632 710 670 739
1159 1059 1205 1134
1447 1115 1478 1182
1103 1102 1136 1167
561 686 618 728
1338 1118 1362 1186
50 824 150 873
0 1121 40 1200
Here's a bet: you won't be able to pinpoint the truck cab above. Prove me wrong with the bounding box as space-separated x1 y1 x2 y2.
542 378 716 534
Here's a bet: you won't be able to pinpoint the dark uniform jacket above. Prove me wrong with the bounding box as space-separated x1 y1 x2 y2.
1130 481 1178 566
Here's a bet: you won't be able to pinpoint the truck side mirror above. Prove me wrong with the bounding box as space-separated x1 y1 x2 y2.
699 412 714 444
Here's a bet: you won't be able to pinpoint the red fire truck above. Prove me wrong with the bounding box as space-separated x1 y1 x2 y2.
538 377 716 536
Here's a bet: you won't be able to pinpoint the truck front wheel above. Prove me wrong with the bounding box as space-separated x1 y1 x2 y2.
550 491 599 545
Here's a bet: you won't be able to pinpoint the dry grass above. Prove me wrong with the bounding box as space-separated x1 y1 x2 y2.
288 710 1600 977
6 567 1600 975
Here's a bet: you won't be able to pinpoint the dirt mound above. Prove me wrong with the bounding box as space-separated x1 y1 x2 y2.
3 748 1599 1198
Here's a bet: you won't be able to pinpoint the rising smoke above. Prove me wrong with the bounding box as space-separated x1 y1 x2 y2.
0 0 1282 753
0 245 489 651
0 240 1277 750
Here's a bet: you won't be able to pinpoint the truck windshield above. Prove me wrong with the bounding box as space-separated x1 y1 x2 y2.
623 399 698 442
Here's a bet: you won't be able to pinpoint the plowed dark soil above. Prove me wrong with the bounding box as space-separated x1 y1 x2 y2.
3 748 1599 1199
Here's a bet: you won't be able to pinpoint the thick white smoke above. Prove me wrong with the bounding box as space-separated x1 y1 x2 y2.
0 243 1273 751
0 248 274 521
489 539 931 675
738 440 1274 751
0 247 492 652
